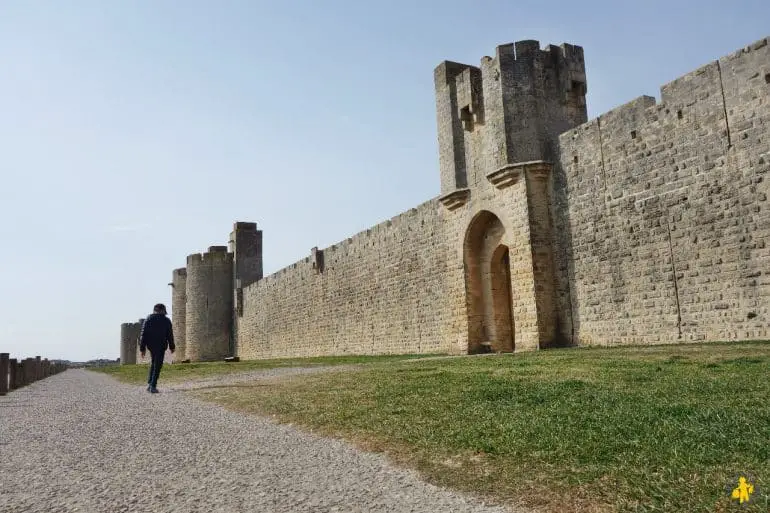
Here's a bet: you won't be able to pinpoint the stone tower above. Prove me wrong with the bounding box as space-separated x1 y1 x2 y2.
434 40 588 351
185 246 234 361
134 318 145 362
170 267 187 361
120 319 143 365
434 40 587 196
228 222 263 356
119 322 136 365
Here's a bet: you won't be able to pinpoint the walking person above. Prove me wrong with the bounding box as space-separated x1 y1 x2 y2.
139 303 175 393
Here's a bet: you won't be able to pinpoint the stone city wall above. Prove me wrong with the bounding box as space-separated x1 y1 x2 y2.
237 199 458 359
554 37 770 346
121 35 769 361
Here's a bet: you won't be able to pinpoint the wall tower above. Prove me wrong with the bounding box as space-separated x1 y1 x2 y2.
170 267 187 361
434 39 589 351
185 246 234 361
434 40 588 196
134 318 145 362
120 319 143 365
119 322 138 365
228 221 263 356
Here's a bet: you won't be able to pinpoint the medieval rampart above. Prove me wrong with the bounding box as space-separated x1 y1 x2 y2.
554 37 770 346
237 199 459 359
120 35 769 362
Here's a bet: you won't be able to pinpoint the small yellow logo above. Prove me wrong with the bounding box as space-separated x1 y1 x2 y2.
730 476 754 505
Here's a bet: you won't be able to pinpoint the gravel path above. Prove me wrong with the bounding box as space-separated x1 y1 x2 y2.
164 364 364 391
0 369 519 513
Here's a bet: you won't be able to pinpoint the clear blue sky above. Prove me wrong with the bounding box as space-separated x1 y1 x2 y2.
1 1 768 362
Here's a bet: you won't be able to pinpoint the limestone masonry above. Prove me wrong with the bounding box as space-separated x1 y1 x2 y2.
120 35 770 362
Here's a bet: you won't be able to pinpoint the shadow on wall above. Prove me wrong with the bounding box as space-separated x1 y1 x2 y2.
550 150 580 349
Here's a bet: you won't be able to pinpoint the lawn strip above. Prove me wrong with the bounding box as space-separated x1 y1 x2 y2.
191 342 770 513
91 353 447 384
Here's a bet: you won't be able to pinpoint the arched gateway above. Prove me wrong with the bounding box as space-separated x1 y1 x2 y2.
434 42 583 354
449 160 566 354
464 211 515 353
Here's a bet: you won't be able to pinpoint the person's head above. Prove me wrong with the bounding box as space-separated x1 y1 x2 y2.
153 303 167 315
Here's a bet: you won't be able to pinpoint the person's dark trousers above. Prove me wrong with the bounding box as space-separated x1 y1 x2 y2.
147 348 164 390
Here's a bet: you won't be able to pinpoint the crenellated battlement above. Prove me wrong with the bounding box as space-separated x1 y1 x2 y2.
233 221 257 231
203 246 231 263
229 220 263 291
186 246 232 265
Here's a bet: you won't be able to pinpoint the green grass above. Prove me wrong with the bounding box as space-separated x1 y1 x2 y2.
189 341 770 513
92 353 443 384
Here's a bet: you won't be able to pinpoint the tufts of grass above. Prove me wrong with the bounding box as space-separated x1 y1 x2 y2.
192 341 770 513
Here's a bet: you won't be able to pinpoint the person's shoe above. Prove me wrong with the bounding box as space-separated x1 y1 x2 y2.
146 385 151 392
150 387 159 394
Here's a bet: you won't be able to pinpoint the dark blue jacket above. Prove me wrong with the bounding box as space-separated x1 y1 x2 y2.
139 313 175 353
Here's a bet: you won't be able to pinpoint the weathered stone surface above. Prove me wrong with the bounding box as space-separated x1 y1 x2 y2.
554 36 770 345
239 200 458 358
170 267 187 361
229 222 262 358
235 40 590 358
185 247 234 361
120 322 139 365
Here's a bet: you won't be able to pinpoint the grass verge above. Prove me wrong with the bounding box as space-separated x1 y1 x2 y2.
190 341 770 513
91 353 444 384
